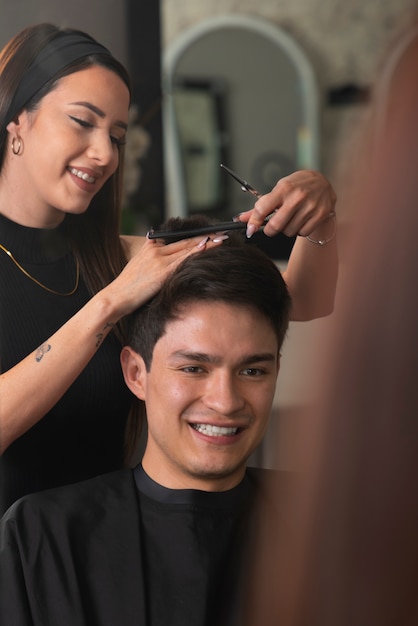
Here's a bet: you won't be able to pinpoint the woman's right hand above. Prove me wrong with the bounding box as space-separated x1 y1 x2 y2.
107 234 223 320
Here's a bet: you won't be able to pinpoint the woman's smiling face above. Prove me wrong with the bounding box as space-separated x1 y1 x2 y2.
6 65 129 227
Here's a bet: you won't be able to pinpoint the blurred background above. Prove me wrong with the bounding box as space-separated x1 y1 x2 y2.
1 0 416 469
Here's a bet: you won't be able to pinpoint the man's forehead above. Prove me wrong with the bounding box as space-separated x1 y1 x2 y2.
155 300 279 357
171 299 265 321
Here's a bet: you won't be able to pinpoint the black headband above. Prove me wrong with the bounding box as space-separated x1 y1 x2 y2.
7 32 112 124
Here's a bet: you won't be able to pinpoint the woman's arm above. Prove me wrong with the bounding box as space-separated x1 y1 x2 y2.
237 170 338 321
280 223 338 321
0 235 214 453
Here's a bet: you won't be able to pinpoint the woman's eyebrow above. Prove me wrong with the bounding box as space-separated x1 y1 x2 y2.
69 101 128 130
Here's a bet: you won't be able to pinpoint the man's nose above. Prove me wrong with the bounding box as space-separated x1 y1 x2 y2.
203 372 246 415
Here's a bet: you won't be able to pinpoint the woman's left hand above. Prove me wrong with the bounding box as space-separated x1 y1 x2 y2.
237 170 337 239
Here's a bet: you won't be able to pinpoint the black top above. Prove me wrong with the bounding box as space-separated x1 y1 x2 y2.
0 213 132 515
134 465 257 625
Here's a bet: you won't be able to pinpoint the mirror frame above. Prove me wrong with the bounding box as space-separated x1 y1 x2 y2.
162 14 320 218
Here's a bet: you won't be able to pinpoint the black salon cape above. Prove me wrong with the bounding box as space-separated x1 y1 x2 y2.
0 467 287 626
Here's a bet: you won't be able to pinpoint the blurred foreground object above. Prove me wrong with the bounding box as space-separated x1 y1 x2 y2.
244 24 418 626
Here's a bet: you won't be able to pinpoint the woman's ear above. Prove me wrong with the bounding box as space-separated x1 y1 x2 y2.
120 346 147 400
6 114 21 134
6 110 31 135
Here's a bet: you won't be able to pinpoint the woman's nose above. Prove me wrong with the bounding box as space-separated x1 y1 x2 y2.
86 131 115 166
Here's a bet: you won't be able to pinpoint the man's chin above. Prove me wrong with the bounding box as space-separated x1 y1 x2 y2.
186 462 246 491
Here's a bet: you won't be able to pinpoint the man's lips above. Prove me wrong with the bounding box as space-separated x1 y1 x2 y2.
191 423 243 437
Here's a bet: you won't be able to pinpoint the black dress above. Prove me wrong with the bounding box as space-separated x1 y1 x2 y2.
0 213 133 515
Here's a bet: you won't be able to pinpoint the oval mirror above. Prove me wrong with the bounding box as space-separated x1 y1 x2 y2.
163 14 320 226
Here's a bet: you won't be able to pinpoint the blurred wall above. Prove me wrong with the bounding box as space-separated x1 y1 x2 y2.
0 0 127 65
162 0 417 187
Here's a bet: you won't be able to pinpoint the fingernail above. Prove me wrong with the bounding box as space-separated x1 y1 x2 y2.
246 223 256 238
212 234 229 243
197 236 210 249
232 213 243 222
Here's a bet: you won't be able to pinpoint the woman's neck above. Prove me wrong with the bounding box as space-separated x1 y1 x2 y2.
0 173 65 229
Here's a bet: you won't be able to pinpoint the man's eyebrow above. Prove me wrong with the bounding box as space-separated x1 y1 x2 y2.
69 101 128 130
237 353 277 366
170 351 277 365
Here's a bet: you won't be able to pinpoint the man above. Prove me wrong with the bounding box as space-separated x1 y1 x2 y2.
0 224 292 626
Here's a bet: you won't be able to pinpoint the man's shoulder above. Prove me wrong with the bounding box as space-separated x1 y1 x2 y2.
2 468 135 526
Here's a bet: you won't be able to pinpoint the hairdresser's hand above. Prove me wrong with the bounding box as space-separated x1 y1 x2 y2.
238 170 336 239
108 234 223 318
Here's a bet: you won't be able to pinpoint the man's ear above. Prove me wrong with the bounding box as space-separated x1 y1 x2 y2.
120 346 147 400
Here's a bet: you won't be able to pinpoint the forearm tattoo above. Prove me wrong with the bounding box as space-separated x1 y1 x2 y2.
95 322 116 348
35 343 51 362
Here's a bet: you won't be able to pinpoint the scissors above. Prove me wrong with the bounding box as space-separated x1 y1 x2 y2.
219 163 262 199
147 164 267 241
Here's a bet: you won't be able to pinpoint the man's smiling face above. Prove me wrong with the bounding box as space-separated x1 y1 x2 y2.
123 300 280 491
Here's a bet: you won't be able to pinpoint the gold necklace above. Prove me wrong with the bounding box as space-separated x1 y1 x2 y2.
0 243 79 296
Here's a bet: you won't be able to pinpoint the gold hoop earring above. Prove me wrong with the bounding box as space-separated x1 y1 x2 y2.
11 136 23 155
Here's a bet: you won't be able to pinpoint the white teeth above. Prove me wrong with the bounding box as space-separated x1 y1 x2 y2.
192 424 238 437
69 167 96 184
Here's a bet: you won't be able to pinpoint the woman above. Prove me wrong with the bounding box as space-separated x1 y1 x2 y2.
0 23 337 515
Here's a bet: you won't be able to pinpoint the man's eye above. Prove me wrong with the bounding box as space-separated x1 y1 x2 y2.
181 366 204 374
241 368 265 377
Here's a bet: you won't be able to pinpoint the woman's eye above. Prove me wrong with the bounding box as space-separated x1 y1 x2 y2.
111 135 127 147
69 116 125 147
69 115 92 128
